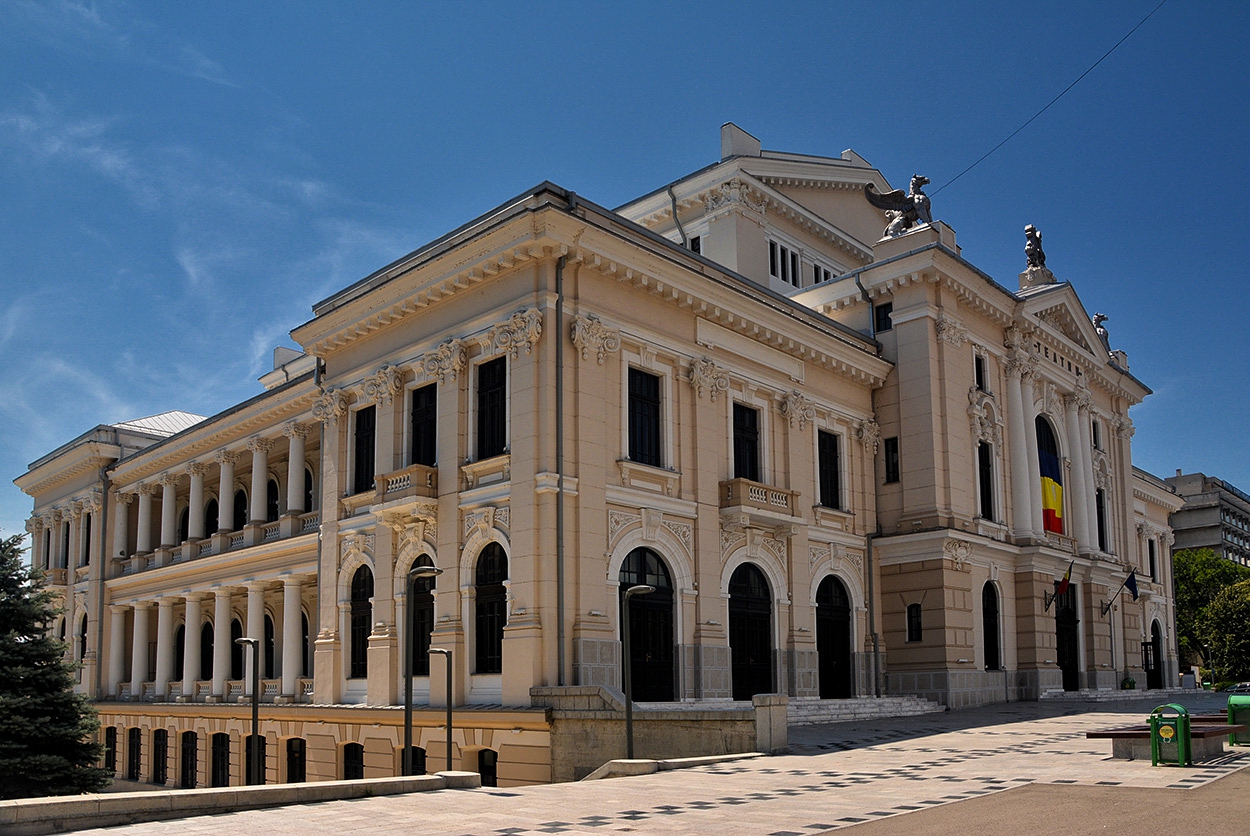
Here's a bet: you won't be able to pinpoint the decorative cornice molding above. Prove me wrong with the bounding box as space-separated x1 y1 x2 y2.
482 308 543 358
570 314 621 365
423 339 467 384
362 364 404 405
688 357 729 401
935 315 969 346
855 419 880 454
779 390 816 430
312 388 349 424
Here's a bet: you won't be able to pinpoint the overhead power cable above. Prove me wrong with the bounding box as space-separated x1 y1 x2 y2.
932 0 1169 197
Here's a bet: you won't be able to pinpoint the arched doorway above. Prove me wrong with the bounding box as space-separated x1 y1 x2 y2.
1054 583 1080 691
729 563 773 701
982 583 1001 671
618 547 675 702
816 575 853 698
1146 620 1164 689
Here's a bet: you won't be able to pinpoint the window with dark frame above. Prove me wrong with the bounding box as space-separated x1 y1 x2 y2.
343 743 364 780
906 603 922 642
286 737 306 783
883 437 900 484
768 239 801 287
352 405 376 495
151 729 168 785
982 583 1001 670
127 727 142 780
179 731 197 789
1148 538 1157 581
349 566 373 679
817 430 842 509
974 355 987 392
732 403 761 482
977 441 995 521
476 357 507 460
474 543 508 674
210 732 230 787
410 383 437 467
628 368 662 467
266 479 280 522
104 726 117 773
1096 488 1109 552
689 235 701 254
874 302 893 333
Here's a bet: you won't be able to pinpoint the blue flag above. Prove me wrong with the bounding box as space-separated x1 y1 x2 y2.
1125 569 1139 601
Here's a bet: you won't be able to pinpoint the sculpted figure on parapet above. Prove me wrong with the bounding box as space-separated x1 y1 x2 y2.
1024 224 1046 269
864 174 933 238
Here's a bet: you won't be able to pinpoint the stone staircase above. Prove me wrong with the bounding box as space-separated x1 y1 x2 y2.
787 695 946 726
1038 686 1200 703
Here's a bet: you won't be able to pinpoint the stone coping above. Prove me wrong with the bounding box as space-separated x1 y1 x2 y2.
580 752 764 781
0 771 482 836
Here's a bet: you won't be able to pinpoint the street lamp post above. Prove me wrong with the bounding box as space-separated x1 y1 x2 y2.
404 565 443 776
621 584 655 760
429 647 453 772
234 637 261 785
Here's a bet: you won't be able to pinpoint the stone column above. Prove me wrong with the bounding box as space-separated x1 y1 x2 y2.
159 474 179 547
1078 401 1099 549
212 588 232 699
215 451 238 532
248 438 272 525
154 597 176 697
136 485 154 553
281 576 303 698
187 463 208 540
1005 359 1035 540
108 605 127 697
114 491 132 559
245 581 267 694
1064 393 1092 552
182 593 204 701
67 507 81 569
49 512 64 569
24 518 44 574
1022 373 1045 536
130 602 151 698
285 423 308 515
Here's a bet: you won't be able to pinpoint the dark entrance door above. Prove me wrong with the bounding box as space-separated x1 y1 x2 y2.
816 576 853 698
1054 584 1080 691
729 563 774 700
619 548 675 702
1146 621 1164 689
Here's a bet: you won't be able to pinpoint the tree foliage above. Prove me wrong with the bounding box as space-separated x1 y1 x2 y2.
0 533 111 799
1197 579 1250 682
1172 547 1250 666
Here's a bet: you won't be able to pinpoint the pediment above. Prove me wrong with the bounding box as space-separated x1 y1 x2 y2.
1018 284 1105 360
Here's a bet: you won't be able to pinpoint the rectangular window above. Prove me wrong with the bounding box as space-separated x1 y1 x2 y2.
974 355 987 392
352 405 376 495
409 384 437 467
476 357 507 460
790 250 800 286
628 368 662 467
977 441 995 521
812 264 833 285
689 235 701 254
151 729 168 785
1095 488 1108 552
1148 538 1158 581
104 727 117 773
768 240 801 287
769 240 778 277
874 302 894 333
127 728 142 781
732 403 761 482
906 603 922 642
817 430 842 509
883 437 900 484
1092 419 1102 450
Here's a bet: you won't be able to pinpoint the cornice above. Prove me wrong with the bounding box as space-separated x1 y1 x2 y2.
15 443 118 500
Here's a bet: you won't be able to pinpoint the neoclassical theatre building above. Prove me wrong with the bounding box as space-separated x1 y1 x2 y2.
17 124 1179 788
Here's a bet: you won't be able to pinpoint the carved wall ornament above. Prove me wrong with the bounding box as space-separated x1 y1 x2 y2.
809 544 831 567
688 357 729 401
423 338 467 384
85 490 103 513
846 549 864 571
935 316 969 346
483 308 543 358
704 177 767 217
1161 531 1175 548
1114 416 1135 439
968 391 1003 445
283 421 309 440
312 388 349 424
855 419 881 454
663 520 693 556
943 539 972 571
570 315 621 365
779 390 816 429
339 533 375 567
641 508 663 542
608 510 638 544
25 517 43 535
362 364 404 405
463 506 508 539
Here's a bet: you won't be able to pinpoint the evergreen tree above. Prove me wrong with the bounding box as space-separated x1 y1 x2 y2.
0 533 111 798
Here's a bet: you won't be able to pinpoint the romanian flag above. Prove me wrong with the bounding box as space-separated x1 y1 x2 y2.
1057 560 1074 596
1039 445 1064 534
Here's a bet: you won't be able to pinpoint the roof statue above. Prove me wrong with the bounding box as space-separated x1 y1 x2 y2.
864 174 932 238
1024 224 1046 269
1093 313 1111 350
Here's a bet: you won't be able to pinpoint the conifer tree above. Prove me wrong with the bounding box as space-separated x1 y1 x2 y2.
0 533 111 798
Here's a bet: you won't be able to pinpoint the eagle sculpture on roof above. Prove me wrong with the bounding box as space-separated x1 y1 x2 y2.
864 174 932 238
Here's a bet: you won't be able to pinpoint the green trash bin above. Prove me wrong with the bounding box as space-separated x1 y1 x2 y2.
1149 703 1192 767
1228 695 1250 746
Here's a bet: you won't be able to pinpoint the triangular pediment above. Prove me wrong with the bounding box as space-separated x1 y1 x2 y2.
1017 283 1105 360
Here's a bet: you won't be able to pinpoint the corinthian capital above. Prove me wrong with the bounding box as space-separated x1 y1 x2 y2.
570 315 621 365
483 307 543 358
214 449 240 467
246 437 273 455
312 388 349 424
283 421 309 440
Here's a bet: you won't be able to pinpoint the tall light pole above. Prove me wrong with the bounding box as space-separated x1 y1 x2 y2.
621 584 655 759
235 637 261 785
404 565 442 776
429 647 453 772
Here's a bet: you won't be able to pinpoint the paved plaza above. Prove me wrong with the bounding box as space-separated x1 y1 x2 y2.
72 693 1249 836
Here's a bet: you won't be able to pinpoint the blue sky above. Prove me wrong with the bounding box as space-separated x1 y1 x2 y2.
2 0 1247 541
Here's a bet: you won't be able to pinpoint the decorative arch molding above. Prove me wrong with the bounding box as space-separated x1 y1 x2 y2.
607 508 693 568
719 546 789 606
806 562 864 613
336 540 376 606
458 526 512 591
605 522 695 596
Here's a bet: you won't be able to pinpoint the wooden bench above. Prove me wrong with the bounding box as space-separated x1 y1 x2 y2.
1086 722 1248 762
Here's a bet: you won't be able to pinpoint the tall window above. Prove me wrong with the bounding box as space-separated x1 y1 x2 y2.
205 498 219 535
906 603 922 643
1148 538 1157 581
1036 417 1064 535
408 559 437 677
410 384 437 467
982 583 1001 670
343 743 364 780
178 509 190 544
245 735 266 785
628 368 662 467
179 731 197 788
974 355 988 392
817 430 842 509
352 405 376 495
286 738 306 783
81 513 91 564
263 615 275 679
199 623 214 680
768 240 800 287
303 468 315 512
230 619 244 679
232 489 248 531
350 566 374 679
210 733 230 787
266 479 280 522
1095 488 1109 552
104 727 117 773
475 544 508 674
151 729 168 785
127 727 142 780
477 357 507 460
883 437 900 484
78 614 88 662
733 403 761 482
874 302 893 333
977 441 995 521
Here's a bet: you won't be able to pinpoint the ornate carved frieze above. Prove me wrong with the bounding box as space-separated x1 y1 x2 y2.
362 364 404 405
688 357 729 401
943 539 972 571
463 505 509 539
935 316 969 346
1114 416 1135 439
423 338 467 384
662 520 693 555
809 544 831 567
968 390 1003 446
483 308 543 358
608 510 637 544
779 390 816 430
570 315 621 365
312 388 349 424
855 419 880 454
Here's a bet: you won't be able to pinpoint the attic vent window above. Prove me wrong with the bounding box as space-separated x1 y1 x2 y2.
689 235 701 254
768 239 800 287
874 302 893 333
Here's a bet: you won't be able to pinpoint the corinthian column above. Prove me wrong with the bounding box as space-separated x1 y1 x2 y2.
114 491 132 559
130 601 151 698
1022 373 1044 536
136 485 154 553
182 593 204 700
159 474 179 547
212 588 232 698
1005 357 1035 540
247 438 272 525
245 582 267 695
1064 392 1092 551
187 463 208 540
281 576 303 698
153 597 176 697
215 451 238 532
108 604 127 697
285 423 308 515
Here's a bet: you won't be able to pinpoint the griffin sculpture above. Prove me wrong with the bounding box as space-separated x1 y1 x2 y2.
864 174 932 238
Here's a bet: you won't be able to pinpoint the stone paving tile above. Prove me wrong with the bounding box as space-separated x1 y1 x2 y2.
71 693 1250 836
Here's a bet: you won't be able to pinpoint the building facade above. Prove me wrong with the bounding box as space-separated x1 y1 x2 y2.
16 123 1177 788
1165 471 1250 567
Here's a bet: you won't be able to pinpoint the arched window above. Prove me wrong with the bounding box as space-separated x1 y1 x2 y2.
178 508 190 544
816 576 853 698
350 566 374 679
474 544 508 674
174 624 186 681
1095 488 1109 552
266 479 280 523
304 468 315 513
728 563 773 700
230 619 244 680
982 583 1001 670
478 748 499 787
407 558 437 677
210 732 230 787
78 614 88 663
205 498 219 536
906 603 922 642
263 615 275 679
233 489 248 530
1036 416 1064 535
151 729 168 785
619 548 675 702
127 727 142 780
200 623 214 681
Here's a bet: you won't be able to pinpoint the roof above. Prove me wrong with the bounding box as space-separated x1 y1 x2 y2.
110 411 206 437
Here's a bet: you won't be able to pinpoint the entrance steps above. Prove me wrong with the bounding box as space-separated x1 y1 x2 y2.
1039 686 1201 702
787 695 946 726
